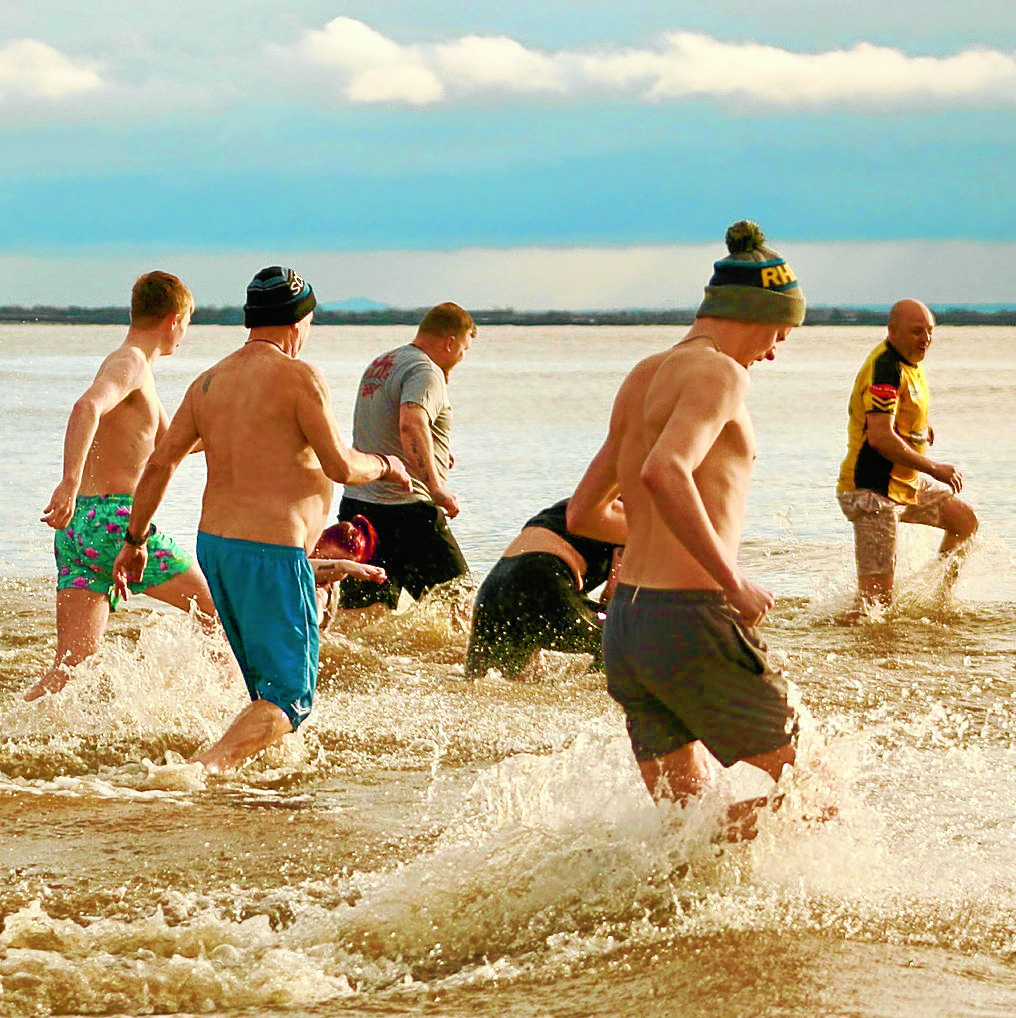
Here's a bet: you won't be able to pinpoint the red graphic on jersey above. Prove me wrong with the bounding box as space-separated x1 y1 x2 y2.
869 382 899 413
364 352 397 381
870 383 898 400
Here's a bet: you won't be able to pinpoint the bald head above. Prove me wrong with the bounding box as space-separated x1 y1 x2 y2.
889 299 933 329
887 298 935 364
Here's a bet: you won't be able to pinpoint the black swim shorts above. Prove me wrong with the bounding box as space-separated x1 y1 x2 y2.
337 496 468 609
465 552 604 677
603 585 798 767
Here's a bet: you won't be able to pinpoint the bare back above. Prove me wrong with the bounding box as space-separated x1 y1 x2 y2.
614 340 755 590
79 348 164 496
189 344 335 551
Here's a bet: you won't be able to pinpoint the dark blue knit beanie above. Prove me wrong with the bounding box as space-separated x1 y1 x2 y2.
243 267 317 328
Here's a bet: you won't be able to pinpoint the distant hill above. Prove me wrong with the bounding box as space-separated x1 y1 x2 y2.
0 304 1013 327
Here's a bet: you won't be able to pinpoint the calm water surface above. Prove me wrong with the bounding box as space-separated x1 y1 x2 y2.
1 324 1015 1018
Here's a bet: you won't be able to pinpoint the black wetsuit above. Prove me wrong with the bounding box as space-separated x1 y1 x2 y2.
465 500 618 677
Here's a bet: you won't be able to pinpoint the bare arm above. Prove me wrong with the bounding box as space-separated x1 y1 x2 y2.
111 384 202 597
399 402 458 517
567 428 627 546
311 559 387 584
298 366 411 490
601 547 624 605
642 360 773 624
154 397 170 445
41 350 149 530
866 413 963 492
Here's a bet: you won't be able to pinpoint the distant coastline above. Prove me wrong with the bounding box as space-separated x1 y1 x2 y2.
1 305 1014 327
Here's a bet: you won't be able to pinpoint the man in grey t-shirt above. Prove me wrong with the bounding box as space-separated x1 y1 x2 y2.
339 302 477 608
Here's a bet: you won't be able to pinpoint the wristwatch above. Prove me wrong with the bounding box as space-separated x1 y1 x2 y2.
124 523 155 547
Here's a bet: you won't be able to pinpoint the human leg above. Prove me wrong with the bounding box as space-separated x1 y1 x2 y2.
188 699 293 773
143 565 217 623
371 500 467 601
641 740 799 842
858 570 895 606
339 497 468 608
932 495 978 556
719 741 798 841
24 588 110 700
838 490 900 607
401 505 468 599
466 555 588 677
900 484 979 592
143 565 241 678
607 586 802 837
638 740 714 803
194 533 317 768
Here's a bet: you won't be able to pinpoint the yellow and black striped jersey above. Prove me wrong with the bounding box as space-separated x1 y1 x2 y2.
837 340 930 505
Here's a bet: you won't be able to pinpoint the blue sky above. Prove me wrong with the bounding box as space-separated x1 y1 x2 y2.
1 1 1013 309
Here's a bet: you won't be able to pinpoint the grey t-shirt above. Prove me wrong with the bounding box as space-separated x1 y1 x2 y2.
346 343 452 505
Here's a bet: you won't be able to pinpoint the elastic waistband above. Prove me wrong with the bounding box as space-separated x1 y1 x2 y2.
503 550 573 570
197 531 307 559
341 494 429 512
76 493 132 504
612 585 724 606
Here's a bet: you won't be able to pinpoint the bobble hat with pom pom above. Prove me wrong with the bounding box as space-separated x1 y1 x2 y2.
696 221 806 326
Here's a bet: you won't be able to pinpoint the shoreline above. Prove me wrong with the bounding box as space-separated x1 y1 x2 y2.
2 305 1015 327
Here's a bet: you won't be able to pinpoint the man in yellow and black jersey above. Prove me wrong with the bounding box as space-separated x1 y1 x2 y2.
836 298 978 606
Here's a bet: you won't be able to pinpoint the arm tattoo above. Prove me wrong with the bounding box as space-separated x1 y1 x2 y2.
409 438 429 479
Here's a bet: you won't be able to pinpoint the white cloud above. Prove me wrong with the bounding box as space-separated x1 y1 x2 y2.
286 18 1016 111
0 39 104 101
644 34 1016 108
434 35 566 94
3 20 1013 117
299 17 443 105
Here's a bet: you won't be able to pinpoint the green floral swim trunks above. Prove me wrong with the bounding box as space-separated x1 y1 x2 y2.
54 494 194 609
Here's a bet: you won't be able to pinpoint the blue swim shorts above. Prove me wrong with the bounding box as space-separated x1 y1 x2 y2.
55 494 194 609
196 531 319 731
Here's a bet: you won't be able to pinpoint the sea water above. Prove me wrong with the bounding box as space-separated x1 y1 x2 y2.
1 323 1015 1017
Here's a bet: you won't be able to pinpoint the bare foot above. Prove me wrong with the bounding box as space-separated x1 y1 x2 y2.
187 699 293 773
22 668 71 702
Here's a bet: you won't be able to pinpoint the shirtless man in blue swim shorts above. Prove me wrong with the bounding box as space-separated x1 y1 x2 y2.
114 268 411 772
24 271 220 702
568 221 814 841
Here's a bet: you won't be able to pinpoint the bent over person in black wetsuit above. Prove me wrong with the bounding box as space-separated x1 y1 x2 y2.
465 499 621 678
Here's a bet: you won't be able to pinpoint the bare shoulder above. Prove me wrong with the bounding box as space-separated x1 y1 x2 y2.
614 349 672 404
640 346 749 436
99 342 149 379
294 358 331 396
77 344 151 405
677 342 746 380
635 342 743 393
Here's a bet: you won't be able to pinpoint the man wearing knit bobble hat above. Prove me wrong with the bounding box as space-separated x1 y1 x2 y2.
114 267 412 772
567 221 823 841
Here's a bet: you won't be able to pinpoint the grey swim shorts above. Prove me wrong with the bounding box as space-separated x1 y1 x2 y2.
837 477 955 576
603 586 798 768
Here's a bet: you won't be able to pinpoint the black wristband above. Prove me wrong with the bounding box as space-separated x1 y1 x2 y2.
124 523 155 547
375 453 391 480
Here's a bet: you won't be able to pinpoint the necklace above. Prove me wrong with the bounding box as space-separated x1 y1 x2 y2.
679 334 719 351
247 338 285 352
